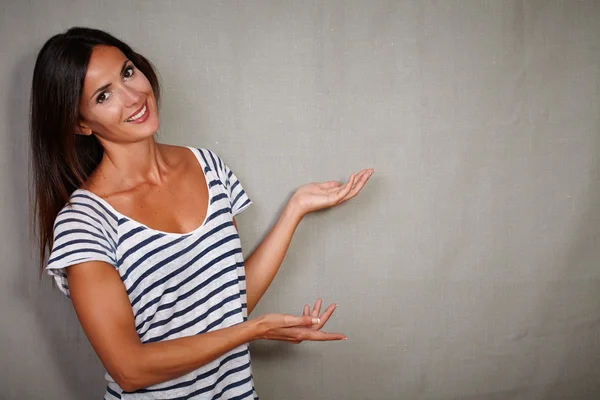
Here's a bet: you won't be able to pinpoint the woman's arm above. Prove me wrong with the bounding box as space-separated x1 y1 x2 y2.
67 261 322 392
242 169 373 314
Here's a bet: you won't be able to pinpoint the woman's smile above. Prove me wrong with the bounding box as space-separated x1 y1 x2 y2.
124 101 149 123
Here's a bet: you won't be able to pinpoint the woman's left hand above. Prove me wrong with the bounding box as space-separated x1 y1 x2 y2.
290 168 374 217
260 299 346 344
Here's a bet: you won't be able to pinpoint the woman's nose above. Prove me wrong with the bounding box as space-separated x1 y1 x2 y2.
121 85 143 108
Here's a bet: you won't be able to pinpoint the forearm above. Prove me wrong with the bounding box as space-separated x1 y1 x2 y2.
122 320 260 392
244 201 303 314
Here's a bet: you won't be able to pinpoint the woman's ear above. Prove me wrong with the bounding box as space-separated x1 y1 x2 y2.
75 123 93 136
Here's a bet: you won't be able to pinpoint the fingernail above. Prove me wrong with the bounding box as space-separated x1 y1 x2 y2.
312 318 320 324
343 337 348 340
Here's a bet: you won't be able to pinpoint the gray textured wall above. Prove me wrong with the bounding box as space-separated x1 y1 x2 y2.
1 1 599 399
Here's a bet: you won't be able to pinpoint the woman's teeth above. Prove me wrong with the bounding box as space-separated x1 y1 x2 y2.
126 104 147 122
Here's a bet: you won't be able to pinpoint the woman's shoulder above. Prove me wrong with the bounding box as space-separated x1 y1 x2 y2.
162 143 229 174
55 189 120 233
165 143 220 157
158 143 220 167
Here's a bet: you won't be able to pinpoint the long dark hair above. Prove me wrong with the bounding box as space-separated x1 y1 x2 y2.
30 27 161 272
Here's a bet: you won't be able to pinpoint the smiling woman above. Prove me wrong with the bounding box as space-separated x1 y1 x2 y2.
30 27 373 399
77 45 159 142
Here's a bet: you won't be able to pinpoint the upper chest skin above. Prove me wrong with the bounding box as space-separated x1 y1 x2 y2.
91 145 210 234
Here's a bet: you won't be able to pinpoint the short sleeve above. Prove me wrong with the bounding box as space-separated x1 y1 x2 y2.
201 148 252 217
222 162 252 217
46 206 117 298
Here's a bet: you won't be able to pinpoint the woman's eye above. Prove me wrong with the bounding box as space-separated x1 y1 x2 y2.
96 91 111 104
124 66 134 79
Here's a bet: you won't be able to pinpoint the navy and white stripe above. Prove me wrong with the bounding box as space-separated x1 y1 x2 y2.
47 147 258 399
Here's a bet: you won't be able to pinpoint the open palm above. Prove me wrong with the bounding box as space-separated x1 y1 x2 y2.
292 168 374 215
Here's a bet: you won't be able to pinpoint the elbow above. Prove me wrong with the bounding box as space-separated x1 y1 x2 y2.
112 371 135 393
106 344 154 392
114 370 143 393
110 361 146 393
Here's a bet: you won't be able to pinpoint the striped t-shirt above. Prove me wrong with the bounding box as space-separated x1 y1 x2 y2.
46 147 257 400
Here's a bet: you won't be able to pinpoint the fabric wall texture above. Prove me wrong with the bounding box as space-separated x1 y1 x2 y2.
0 1 598 399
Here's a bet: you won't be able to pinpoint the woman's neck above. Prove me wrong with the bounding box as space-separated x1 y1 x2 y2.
89 138 172 194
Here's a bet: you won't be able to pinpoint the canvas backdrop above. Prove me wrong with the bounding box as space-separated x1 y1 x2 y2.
0 1 599 399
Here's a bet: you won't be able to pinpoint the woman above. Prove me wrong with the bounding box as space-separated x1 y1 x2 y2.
31 27 373 399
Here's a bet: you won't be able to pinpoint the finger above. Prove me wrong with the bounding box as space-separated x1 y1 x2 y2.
340 169 374 203
330 173 356 203
311 298 323 318
284 314 320 327
353 169 372 188
324 174 351 193
303 304 310 316
265 326 346 342
345 170 366 194
340 171 365 199
313 303 337 330
351 169 367 187
302 330 347 341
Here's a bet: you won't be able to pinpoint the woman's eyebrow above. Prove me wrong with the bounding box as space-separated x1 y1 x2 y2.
88 59 131 101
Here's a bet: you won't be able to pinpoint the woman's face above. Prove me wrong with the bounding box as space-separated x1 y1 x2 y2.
78 45 159 143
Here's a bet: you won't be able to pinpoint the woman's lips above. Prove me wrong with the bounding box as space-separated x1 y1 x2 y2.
125 101 149 123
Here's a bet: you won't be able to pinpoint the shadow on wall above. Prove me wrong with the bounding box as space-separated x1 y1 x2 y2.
11 52 106 398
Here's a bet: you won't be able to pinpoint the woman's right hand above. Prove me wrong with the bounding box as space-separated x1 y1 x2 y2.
254 299 346 344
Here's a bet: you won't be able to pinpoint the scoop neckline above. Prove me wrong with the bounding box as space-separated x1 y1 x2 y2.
75 146 213 237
